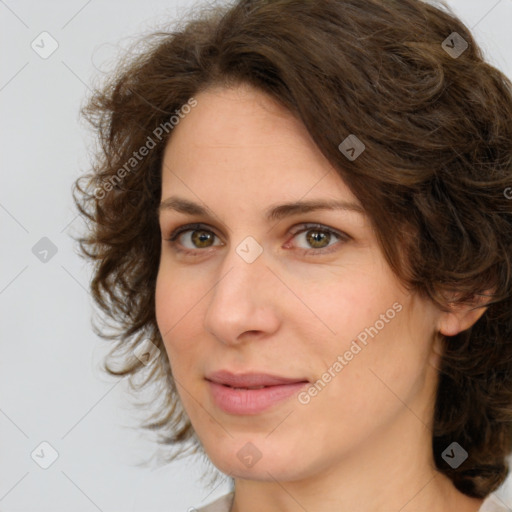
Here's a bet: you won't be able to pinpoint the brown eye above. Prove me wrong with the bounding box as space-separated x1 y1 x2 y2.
305 229 332 249
190 229 215 248
165 223 223 253
288 223 350 256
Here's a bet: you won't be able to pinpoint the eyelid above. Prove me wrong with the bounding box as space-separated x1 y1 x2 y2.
165 222 221 242
284 223 350 255
288 223 349 240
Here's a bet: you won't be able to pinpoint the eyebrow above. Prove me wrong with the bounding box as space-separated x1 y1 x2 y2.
158 196 366 222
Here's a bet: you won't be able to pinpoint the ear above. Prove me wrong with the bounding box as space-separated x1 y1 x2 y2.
437 291 493 337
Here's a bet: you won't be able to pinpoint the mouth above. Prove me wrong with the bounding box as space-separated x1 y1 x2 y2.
205 370 309 415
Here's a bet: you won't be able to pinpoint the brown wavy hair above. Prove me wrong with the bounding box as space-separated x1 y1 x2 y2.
73 0 512 498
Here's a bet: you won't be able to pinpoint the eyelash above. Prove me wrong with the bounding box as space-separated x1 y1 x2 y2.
163 222 350 257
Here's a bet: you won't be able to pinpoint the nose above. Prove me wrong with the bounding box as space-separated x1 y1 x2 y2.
203 240 281 346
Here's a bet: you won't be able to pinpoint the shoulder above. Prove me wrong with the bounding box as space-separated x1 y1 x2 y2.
195 492 235 512
192 491 511 512
479 492 511 512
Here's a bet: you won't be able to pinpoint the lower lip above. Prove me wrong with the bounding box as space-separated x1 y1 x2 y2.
207 381 308 415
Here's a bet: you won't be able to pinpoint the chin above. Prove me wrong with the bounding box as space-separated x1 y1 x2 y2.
204 439 312 482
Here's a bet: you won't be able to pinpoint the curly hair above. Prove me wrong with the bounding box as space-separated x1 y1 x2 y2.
73 0 512 498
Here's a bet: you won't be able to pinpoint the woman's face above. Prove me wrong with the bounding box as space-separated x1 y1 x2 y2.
155 83 444 481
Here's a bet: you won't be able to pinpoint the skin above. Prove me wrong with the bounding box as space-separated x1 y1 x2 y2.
155 83 487 512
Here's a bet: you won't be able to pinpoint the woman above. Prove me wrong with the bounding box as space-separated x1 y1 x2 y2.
74 0 512 510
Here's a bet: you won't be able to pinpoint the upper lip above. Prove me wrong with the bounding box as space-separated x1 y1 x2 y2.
206 370 308 388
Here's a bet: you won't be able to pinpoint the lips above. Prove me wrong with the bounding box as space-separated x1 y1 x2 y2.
206 370 308 388
205 370 309 415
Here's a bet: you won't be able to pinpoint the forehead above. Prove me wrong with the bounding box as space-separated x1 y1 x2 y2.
160 84 361 208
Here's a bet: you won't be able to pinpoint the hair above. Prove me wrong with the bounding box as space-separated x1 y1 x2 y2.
73 0 512 499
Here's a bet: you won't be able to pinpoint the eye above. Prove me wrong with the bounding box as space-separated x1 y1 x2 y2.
163 222 350 257
286 223 349 255
165 223 222 254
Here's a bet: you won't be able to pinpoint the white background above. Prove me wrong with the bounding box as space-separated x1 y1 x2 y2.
1 1 512 511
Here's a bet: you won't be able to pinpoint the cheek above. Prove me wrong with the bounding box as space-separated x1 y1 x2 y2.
333 303 434 414
303 273 431 401
154 265 202 362
155 267 176 342
302 317 432 440
320 253 395 325
298 270 389 350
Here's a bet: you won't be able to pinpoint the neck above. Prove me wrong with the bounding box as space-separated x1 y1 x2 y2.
230 408 484 512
